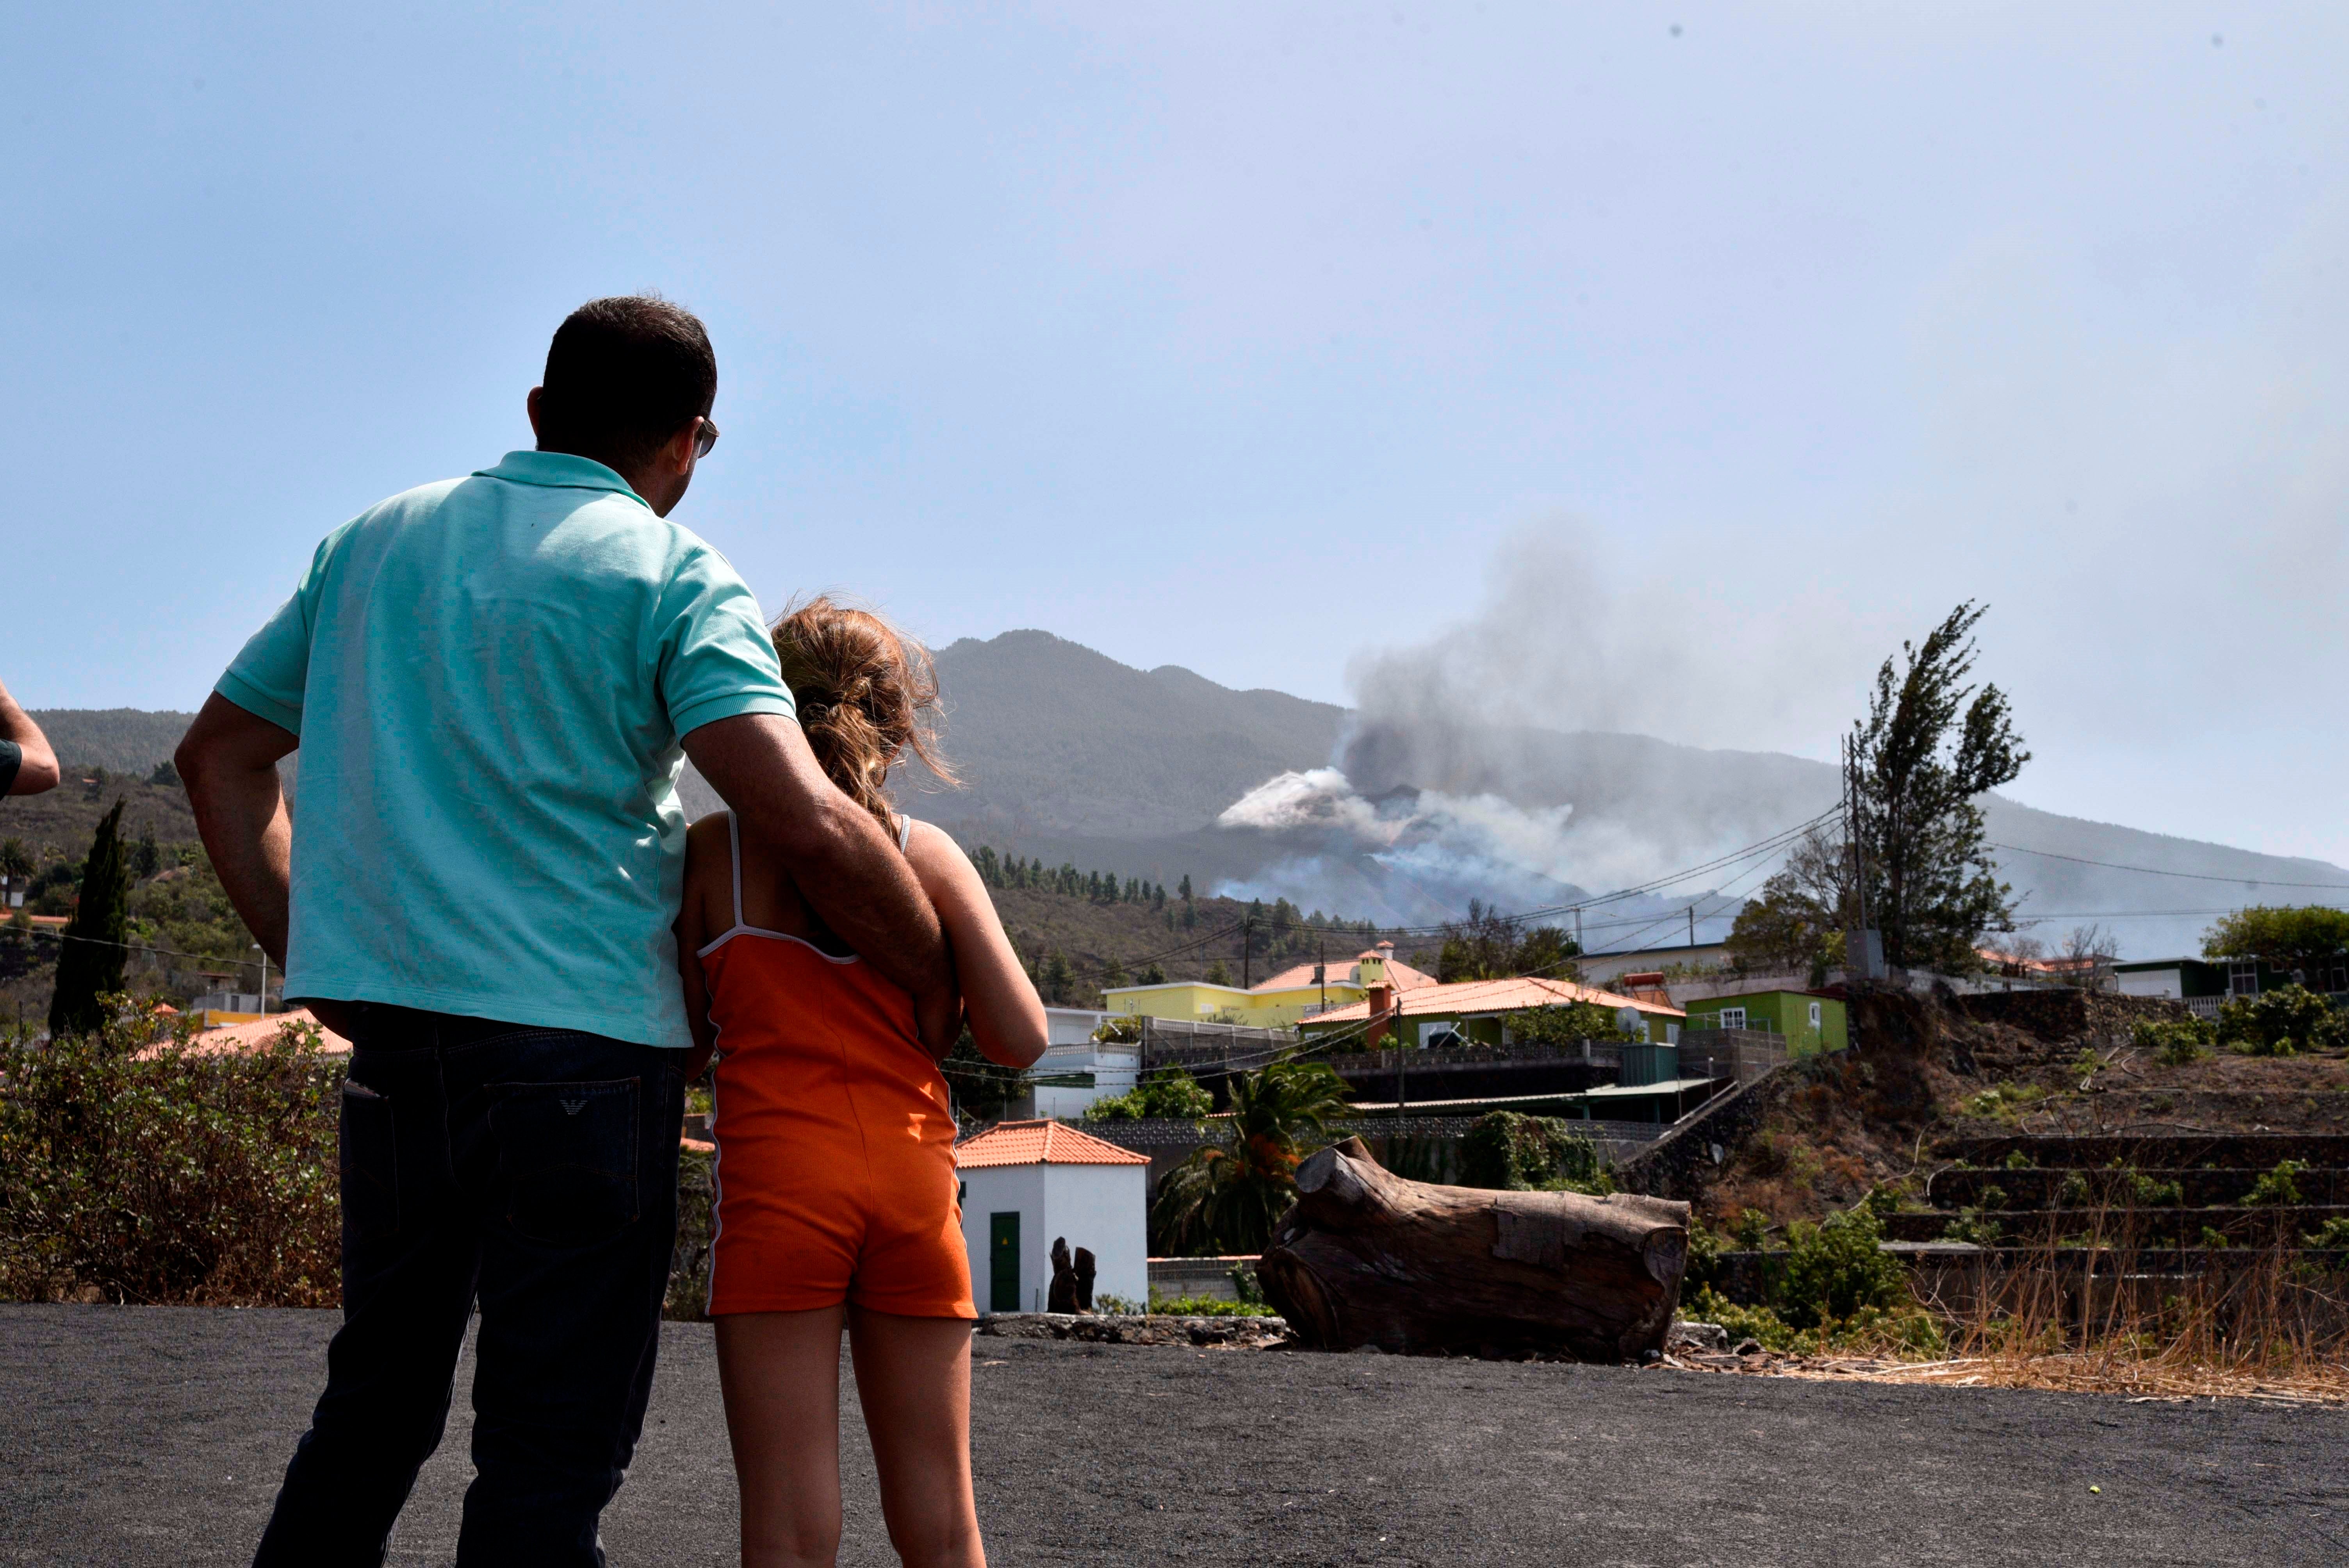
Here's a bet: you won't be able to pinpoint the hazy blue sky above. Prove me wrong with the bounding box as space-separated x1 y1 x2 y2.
7 4 2345 862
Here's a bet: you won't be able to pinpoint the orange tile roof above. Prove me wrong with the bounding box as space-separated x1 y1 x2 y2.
1250 955 1436 994
955 1119 1152 1168
130 1007 354 1060
1302 975 1685 1025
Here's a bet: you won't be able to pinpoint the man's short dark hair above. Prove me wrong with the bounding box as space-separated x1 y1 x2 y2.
536 296 717 473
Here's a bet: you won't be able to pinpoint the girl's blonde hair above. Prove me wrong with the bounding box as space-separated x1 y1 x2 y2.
770 596 955 834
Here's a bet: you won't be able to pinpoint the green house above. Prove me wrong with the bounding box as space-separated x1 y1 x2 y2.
1680 990 1846 1056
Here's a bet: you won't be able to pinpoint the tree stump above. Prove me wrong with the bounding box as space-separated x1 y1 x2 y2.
1048 1237 1080 1314
1256 1137 1691 1361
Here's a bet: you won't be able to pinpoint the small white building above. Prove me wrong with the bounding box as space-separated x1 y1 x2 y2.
956 1119 1151 1315
1014 1007 1137 1120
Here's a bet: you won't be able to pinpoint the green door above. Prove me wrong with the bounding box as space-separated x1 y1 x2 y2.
988 1212 1021 1313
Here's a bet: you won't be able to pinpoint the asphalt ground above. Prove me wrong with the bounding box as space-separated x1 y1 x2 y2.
2 1305 2344 1566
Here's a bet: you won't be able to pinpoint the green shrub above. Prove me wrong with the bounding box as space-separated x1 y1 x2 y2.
1146 1290 1280 1317
1732 1208 1771 1249
2058 1172 2091 1208
2199 1226 2231 1250
2218 985 2347 1057
1684 1226 1726 1292
1084 1066 1214 1123
1963 1082 2048 1121
1460 1110 1604 1192
1775 1205 1907 1331
1684 1285 1798 1352
2132 1014 2215 1066
2242 1160 2307 1208
2003 1148 2032 1171
2304 1217 2349 1249
0 1007 342 1306
1940 1210 2002 1247
2130 1171 2184 1208
1501 1001 1639 1047
666 1145 715 1320
1682 1283 1942 1358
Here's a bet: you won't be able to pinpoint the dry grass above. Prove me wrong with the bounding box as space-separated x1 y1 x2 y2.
1679 1221 2349 1405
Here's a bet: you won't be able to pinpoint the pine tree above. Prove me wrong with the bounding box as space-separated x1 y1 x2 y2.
1043 950 1074 1004
1179 874 1193 903
1850 602 2029 971
49 799 131 1039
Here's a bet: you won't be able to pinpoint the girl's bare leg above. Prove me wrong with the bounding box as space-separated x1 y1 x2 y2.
845 1307 985 1568
716 1307 850 1568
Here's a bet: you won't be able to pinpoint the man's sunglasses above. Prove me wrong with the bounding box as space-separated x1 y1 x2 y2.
693 417 720 459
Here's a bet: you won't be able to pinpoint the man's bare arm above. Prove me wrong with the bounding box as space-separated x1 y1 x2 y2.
0 679 61 796
682 713 952 1004
176 693 299 967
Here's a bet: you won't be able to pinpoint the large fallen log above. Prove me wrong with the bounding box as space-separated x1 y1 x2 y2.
1256 1137 1691 1361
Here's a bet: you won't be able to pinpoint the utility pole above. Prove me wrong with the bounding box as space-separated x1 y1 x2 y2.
1574 906 1583 952
1241 915 1254 991
1844 734 1878 978
1688 906 1696 948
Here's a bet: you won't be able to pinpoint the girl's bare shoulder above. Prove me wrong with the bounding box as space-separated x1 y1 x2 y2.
901 820 978 892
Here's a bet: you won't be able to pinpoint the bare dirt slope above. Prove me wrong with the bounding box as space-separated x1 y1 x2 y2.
1669 987 2349 1231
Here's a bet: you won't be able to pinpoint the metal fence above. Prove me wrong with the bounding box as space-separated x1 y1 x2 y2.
1137 1016 1299 1072
1673 1027 1792 1084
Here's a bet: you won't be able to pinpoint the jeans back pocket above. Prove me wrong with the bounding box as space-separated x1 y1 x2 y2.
485 1078 642 1249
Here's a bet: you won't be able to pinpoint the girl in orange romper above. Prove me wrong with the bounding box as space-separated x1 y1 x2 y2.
676 598 1046 1568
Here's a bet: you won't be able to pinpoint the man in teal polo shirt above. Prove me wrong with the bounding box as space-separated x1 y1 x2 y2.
178 297 951 1566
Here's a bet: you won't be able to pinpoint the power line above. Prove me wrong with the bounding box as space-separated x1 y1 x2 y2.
42 930 258 969
1988 843 2349 891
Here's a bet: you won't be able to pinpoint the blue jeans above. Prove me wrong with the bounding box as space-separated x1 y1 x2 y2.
253 1007 686 1567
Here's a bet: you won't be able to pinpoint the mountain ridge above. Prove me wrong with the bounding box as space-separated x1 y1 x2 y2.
27 631 2345 962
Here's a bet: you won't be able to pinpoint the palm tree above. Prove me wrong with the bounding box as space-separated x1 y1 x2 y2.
0 837 31 906
1150 1057 1352 1256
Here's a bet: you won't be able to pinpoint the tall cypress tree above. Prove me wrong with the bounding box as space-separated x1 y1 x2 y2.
50 799 130 1039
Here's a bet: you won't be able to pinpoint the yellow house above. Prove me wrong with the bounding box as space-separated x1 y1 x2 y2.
1102 944 1437 1029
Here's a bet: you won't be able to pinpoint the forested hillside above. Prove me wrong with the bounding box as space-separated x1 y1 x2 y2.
27 710 197 775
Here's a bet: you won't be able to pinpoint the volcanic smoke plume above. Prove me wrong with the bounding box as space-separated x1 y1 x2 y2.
1210 523 1849 927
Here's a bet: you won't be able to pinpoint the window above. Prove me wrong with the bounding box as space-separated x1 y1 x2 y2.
2229 960 2259 998
1808 1001 1823 1030
1419 1021 1463 1049
1716 1007 1747 1031
1665 1022 1681 1045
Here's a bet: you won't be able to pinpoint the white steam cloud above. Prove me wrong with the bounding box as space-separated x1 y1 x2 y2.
1206 523 1852 927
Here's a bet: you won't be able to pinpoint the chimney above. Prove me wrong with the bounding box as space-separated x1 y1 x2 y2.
1366 984 1394 1049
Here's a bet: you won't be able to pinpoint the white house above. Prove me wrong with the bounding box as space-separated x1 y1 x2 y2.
1015 1007 1137 1120
955 1120 1150 1314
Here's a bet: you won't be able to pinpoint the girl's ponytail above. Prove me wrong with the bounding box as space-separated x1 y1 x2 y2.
770 596 954 834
